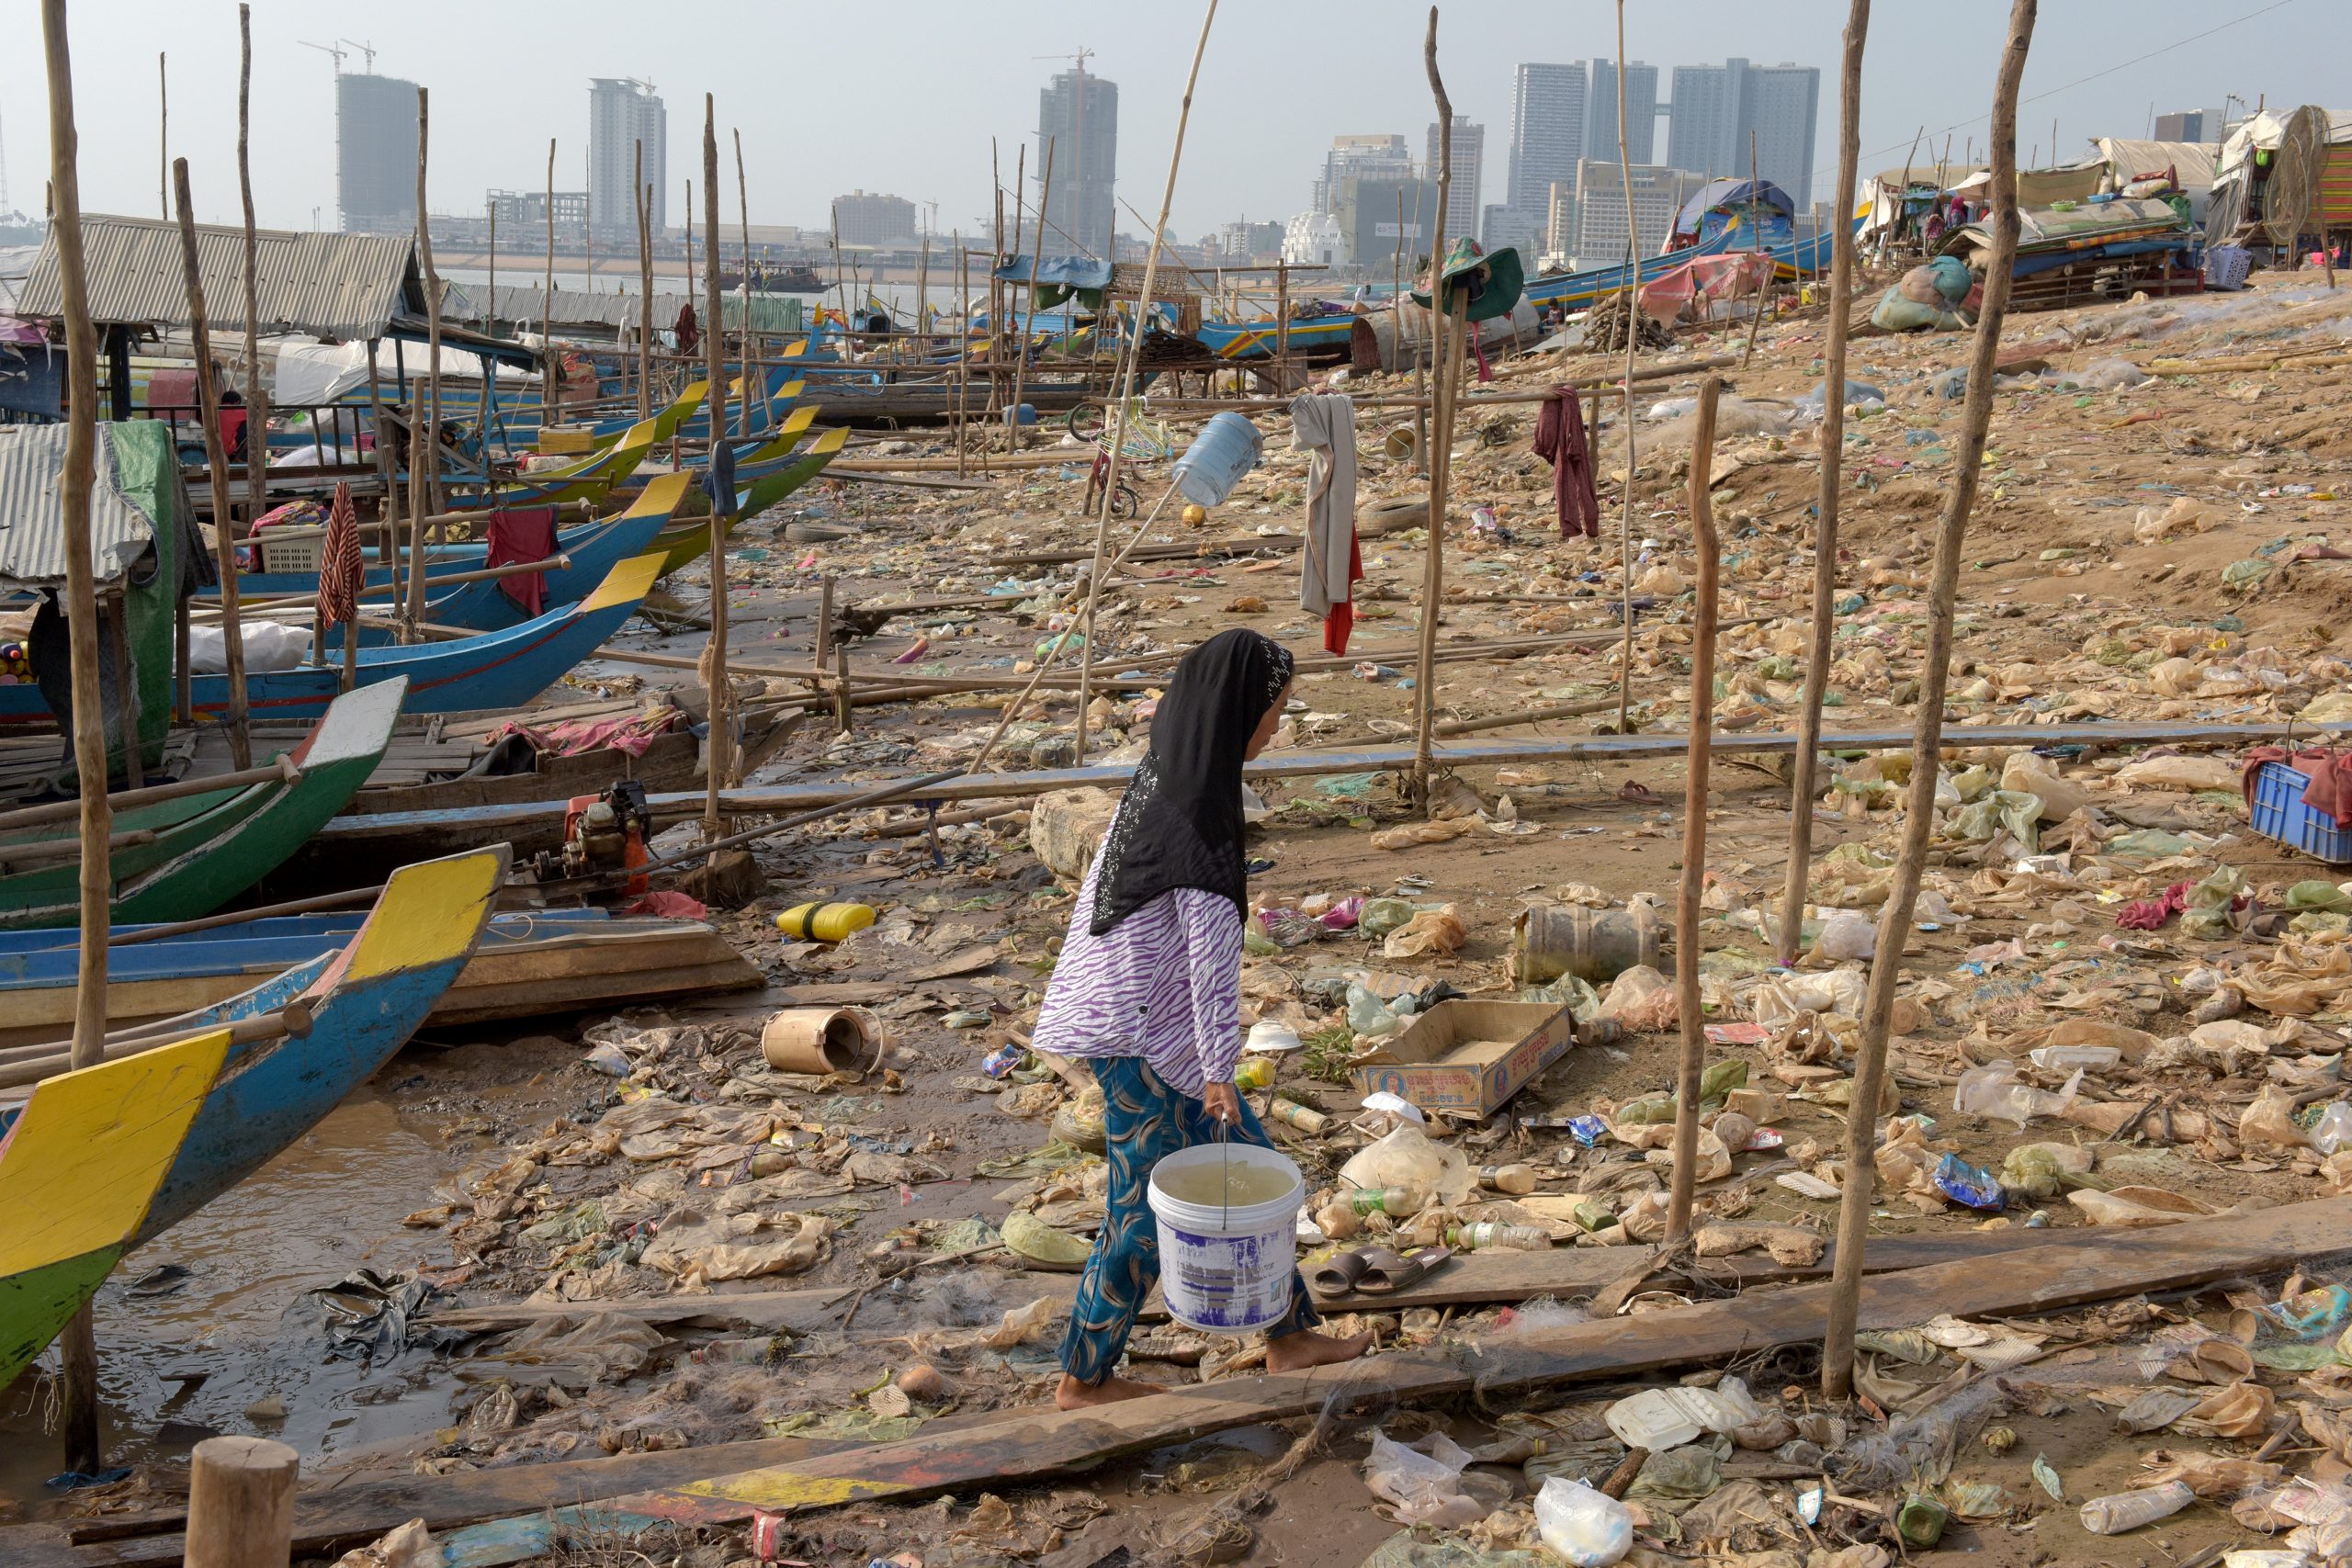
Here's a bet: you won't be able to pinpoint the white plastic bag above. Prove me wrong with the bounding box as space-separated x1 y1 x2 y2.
1363 1429 1483 1528
1535 1477 1633 1567
1339 1124 1474 1207
190 620 310 673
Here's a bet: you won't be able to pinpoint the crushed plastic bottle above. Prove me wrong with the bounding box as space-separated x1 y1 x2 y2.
2314 1102 2352 1156
1350 1185 1428 1217
1534 1477 1633 1567
2028 1045 2122 1072
1445 1222 1551 1252
2080 1480 2194 1535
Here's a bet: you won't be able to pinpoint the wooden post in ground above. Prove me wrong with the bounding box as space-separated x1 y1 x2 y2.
634 140 650 418
1409 5 1455 812
185 1436 297 1568
410 85 444 637
1741 129 1770 368
232 4 266 762
541 140 555 423
702 96 731 848
42 0 114 1475
1665 376 1722 1243
1008 138 1055 448
1611 0 1644 734
156 51 166 219
1777 0 1871 967
1071 0 1219 771
735 127 758 436
1821 0 2035 1402
170 159 249 770
956 246 971 477
1274 256 1290 390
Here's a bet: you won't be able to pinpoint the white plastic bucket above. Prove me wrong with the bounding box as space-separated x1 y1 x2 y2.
1147 1141 1304 1335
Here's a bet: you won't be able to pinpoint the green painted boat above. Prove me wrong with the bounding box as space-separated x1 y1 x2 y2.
0 677 404 931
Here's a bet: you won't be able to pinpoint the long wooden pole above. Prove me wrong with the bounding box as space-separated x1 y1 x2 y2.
42 0 111 1475
1740 129 1770 368
1072 0 1218 770
634 140 650 418
410 86 443 637
1007 138 1055 445
541 139 555 419
170 157 253 743
1776 0 1871 967
1821 0 2035 1401
1611 0 1642 734
1410 7 1458 810
156 51 166 219
956 245 970 477
1665 376 1721 1243
735 127 757 437
703 96 730 852
226 4 269 770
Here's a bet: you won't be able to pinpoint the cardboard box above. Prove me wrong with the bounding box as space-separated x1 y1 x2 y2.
1348 1000 1577 1119
537 423 598 456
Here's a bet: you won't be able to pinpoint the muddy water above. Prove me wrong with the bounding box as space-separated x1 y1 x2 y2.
0 1059 552 1508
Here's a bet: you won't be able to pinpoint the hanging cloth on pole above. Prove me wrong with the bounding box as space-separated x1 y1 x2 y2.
318 481 366 629
1290 392 1363 656
1532 385 1601 538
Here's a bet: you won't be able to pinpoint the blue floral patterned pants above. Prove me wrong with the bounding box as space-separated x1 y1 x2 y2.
1058 1055 1319 1385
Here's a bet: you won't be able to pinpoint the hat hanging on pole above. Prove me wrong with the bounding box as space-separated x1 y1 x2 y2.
1411 238 1525 322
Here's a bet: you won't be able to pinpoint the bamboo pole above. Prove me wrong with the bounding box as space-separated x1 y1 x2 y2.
1777 0 1871 968
1072 0 1218 770
170 159 251 773
1409 6 1457 811
702 96 730 852
225 5 271 770
541 139 555 414
156 51 166 219
41 0 111 1476
956 245 970 477
1007 138 1055 445
1665 376 1721 1243
735 127 756 437
634 140 650 418
1740 129 1770 368
1821 0 2035 1402
410 86 443 637
1611 0 1642 735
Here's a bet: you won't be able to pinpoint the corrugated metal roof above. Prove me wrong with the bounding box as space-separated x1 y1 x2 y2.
17 214 424 342
443 282 806 334
0 423 163 587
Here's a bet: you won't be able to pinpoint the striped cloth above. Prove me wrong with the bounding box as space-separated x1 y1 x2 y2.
319 481 364 631
1030 851 1244 1097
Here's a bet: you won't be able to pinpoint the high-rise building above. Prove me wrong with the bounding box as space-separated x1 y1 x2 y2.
2154 108 2225 141
487 188 589 242
1314 134 1416 214
1424 116 1484 244
1586 60 1659 165
831 190 918 249
1335 175 1440 271
336 72 421 234
1574 159 1708 265
1482 203 1542 257
588 78 666 241
1038 67 1117 257
1507 63 1588 215
1667 58 1819 202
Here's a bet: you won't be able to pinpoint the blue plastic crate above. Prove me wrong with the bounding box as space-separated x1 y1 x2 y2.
2249 760 2352 865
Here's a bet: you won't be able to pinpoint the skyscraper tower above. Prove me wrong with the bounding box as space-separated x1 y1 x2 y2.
1425 115 1484 243
1037 62 1117 257
1507 63 1588 214
336 69 421 233
589 78 666 241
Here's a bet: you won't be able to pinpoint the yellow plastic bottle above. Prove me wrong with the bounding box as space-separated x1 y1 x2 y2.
775 902 877 942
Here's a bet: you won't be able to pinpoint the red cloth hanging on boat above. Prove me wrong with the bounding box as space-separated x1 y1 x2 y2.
1532 385 1601 538
318 482 365 630
484 505 559 617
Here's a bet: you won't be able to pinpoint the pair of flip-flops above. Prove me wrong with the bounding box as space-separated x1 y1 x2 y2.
1310 1246 1453 1299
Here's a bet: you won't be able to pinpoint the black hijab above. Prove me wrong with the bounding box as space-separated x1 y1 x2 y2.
1090 629 1294 936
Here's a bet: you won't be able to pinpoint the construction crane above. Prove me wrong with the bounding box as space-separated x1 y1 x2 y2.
300 39 377 76
341 39 378 73
299 39 346 74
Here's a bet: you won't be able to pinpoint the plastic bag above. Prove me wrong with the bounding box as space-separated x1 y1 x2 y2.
1340 1124 1475 1207
1348 984 1409 1040
2002 752 2091 820
1384 906 1466 960
2115 755 2240 793
1521 971 1602 1021
1953 1061 2081 1127
1363 1430 1483 1528
1534 1477 1633 1567
1596 964 1678 1032
2240 1084 2310 1152
1360 897 1416 938
1811 909 1878 962
2078 357 2152 390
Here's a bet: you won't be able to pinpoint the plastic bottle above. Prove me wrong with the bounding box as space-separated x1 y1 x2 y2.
2028 1044 2122 1072
1533 1477 1632 1567
1232 1057 1275 1092
775 902 876 942
2080 1480 2194 1536
1268 1098 1329 1134
1479 1163 1539 1194
1350 1185 1427 1217
1447 1222 1552 1252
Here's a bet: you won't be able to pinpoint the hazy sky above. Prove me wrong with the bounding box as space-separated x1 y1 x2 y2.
0 0 2328 243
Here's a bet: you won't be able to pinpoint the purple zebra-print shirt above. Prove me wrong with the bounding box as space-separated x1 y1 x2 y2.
1030 849 1244 1097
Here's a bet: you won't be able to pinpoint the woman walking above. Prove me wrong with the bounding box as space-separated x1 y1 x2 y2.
1034 628 1373 1408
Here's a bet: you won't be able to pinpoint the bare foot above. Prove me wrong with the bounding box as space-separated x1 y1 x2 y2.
1055 1372 1161 1410
1264 1327 1375 1373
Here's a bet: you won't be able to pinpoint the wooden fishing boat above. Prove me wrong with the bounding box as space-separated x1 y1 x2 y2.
0 902 756 1051
0 846 503 1389
609 403 816 502
649 427 850 577
0 554 665 731
446 418 659 510
0 679 404 931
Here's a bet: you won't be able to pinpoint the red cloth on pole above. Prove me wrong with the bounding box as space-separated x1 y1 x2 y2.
318 481 365 630
1532 386 1601 538
484 505 560 617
